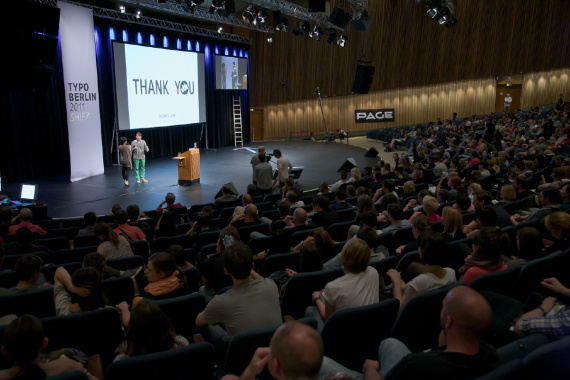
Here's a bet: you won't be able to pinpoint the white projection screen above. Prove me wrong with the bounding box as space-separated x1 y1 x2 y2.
113 42 207 130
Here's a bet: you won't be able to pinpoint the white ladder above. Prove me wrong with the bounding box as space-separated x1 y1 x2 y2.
233 96 243 147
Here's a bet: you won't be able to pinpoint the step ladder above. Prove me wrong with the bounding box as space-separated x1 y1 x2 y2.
233 96 243 147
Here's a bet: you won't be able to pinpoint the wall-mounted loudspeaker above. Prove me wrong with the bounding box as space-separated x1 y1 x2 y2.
352 64 375 94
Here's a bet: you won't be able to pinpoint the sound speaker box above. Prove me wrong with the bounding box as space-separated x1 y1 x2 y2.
364 147 379 157
338 158 357 172
352 64 375 94
328 7 352 29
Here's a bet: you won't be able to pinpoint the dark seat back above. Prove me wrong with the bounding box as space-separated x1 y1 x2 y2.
155 293 206 341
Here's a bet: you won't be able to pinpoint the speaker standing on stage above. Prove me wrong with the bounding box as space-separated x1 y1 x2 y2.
131 132 149 184
118 137 132 187
273 149 292 189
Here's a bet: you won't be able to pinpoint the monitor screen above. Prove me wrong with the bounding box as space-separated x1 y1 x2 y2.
215 55 248 90
113 42 207 130
21 184 38 202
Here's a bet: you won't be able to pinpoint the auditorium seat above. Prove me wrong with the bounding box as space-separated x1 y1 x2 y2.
247 235 272 255
395 250 421 283
33 237 70 251
238 223 269 244
472 359 522 380
289 227 318 248
321 298 400 371
73 234 100 248
152 234 193 253
470 265 521 296
51 246 97 265
260 251 300 278
327 220 358 242
102 276 136 306
391 282 464 352
194 230 221 251
0 286 56 318
106 342 215 380
0 270 19 288
46 226 80 240
42 262 82 284
521 336 570 378
280 268 344 319
182 267 200 294
3 251 52 269
223 318 317 379
497 334 549 364
155 293 206 341
130 239 151 262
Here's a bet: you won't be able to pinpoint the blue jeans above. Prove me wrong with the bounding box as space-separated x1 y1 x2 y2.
317 338 412 379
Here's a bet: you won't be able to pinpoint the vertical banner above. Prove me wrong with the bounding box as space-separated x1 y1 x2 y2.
58 2 104 181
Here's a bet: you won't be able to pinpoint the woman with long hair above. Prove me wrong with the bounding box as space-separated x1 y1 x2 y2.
95 223 133 260
388 232 456 310
142 252 187 300
508 227 543 267
0 315 99 379
458 227 509 284
292 228 337 262
114 299 189 361
441 206 466 242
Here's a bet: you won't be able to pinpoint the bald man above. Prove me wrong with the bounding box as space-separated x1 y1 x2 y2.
361 286 500 380
228 204 261 229
8 208 46 237
222 321 324 380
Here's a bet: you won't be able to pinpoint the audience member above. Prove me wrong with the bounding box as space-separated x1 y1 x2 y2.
113 209 146 241
94 223 134 260
8 208 46 237
77 211 97 236
156 192 183 215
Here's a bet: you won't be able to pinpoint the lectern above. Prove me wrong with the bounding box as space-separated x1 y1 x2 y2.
174 149 200 186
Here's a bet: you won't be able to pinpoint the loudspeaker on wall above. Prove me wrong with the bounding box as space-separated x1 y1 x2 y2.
328 7 352 29
338 158 358 172
352 64 375 94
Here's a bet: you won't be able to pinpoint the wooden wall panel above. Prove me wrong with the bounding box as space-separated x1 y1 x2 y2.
262 78 496 139
521 69 570 109
249 0 570 108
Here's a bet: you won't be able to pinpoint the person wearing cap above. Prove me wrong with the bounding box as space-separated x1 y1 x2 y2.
273 149 292 189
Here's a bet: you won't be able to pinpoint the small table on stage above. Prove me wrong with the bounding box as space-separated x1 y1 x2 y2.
174 149 200 186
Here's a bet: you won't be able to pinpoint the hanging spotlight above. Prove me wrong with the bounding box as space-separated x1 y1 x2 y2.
119 5 126 13
254 9 268 26
242 5 256 23
309 25 324 41
326 29 338 44
293 21 309 37
135 10 141 19
209 0 224 14
435 7 450 24
184 0 204 13
337 34 347 47
267 37 273 43
217 26 223 33
426 6 439 18
274 11 289 32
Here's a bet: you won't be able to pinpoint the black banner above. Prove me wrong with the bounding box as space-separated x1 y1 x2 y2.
355 108 395 123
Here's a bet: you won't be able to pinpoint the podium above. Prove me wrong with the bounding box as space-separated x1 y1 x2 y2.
173 149 200 186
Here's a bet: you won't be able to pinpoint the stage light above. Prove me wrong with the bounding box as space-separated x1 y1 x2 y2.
327 30 338 44
242 5 256 23
309 26 323 41
267 37 273 43
135 10 141 19
337 34 347 47
184 0 204 12
274 13 289 32
119 5 125 13
427 7 439 18
435 7 450 24
254 10 268 26
209 0 224 14
293 21 309 37
218 26 223 33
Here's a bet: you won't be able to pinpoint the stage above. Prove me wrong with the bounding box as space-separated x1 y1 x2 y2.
2 140 379 219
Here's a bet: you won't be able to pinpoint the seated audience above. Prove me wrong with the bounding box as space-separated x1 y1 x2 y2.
54 266 108 316
0 315 100 379
113 209 146 241
156 192 183 215
387 232 456 310
458 227 509 285
114 299 189 360
8 208 46 237
441 206 466 242
507 227 544 267
95 223 133 260
77 211 97 236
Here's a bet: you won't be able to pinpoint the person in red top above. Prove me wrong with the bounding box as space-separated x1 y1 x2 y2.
459 227 509 285
156 193 183 215
112 210 146 241
8 208 46 238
